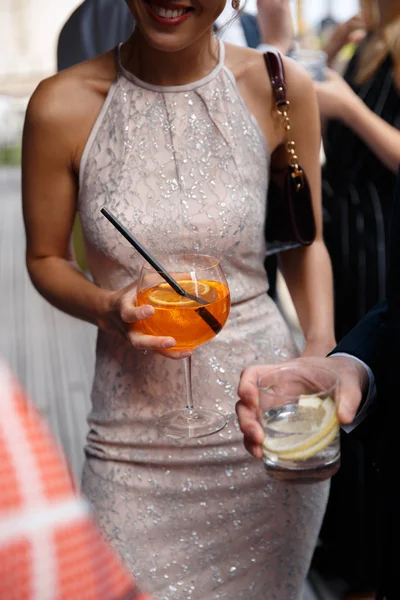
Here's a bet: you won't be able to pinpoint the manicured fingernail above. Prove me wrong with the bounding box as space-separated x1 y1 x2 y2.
142 306 154 317
162 339 176 349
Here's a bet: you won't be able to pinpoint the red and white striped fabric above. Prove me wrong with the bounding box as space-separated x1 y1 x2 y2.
0 360 151 600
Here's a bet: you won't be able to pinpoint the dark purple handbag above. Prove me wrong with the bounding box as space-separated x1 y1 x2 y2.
264 50 317 255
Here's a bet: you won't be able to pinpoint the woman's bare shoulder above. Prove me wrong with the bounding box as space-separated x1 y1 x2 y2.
224 44 272 102
26 51 116 131
224 44 265 80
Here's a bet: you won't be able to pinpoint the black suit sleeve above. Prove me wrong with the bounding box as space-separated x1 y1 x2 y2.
331 300 390 381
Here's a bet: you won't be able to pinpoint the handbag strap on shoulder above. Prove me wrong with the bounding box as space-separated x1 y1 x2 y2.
263 50 304 191
263 50 287 107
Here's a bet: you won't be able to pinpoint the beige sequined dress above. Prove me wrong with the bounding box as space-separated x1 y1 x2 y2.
79 42 329 599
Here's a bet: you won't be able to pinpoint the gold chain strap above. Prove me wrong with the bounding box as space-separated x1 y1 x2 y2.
276 96 305 192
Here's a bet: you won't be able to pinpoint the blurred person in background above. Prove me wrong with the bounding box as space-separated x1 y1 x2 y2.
57 0 134 70
22 0 335 597
0 359 150 600
312 2 400 596
318 0 400 342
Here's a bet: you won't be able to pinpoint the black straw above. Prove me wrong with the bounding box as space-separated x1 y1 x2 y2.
101 207 203 302
100 207 222 334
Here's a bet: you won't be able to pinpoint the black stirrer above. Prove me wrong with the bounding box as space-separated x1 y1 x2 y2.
100 207 222 335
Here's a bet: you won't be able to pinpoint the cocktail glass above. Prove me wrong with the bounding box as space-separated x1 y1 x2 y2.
136 253 231 439
258 365 340 483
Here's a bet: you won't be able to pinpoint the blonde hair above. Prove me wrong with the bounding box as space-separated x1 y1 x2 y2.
356 0 400 84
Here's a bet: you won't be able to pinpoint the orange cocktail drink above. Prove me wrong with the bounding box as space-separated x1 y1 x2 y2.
136 279 230 350
135 253 231 438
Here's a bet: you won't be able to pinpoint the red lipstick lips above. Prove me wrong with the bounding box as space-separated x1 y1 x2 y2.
143 0 193 27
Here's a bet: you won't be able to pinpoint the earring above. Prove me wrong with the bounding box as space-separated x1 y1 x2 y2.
231 0 240 9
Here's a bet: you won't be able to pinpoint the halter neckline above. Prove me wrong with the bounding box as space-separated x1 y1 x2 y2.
117 40 225 93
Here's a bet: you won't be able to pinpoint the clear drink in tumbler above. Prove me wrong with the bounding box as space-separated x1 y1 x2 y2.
258 365 340 483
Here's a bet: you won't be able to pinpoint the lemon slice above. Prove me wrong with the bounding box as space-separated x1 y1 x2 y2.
278 421 340 461
263 397 338 458
298 395 323 409
148 280 210 307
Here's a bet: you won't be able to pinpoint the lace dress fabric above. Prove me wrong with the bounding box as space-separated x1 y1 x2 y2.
79 42 329 599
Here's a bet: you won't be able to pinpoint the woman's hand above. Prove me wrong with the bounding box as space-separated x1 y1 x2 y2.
99 282 191 359
314 68 361 122
323 13 366 64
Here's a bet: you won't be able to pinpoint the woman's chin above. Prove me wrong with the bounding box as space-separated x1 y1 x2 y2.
141 30 199 53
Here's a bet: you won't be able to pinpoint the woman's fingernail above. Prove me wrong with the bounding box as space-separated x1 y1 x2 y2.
162 339 176 349
142 306 154 317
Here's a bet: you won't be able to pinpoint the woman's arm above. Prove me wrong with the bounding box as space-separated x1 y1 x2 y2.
22 78 109 326
22 74 186 358
315 68 400 173
275 59 336 356
256 0 294 55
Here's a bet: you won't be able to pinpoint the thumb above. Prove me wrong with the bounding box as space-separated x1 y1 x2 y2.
336 376 363 425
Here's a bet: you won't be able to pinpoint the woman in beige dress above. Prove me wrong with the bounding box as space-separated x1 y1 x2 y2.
22 0 335 597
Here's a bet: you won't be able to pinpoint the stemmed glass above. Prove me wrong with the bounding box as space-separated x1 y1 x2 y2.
136 253 231 439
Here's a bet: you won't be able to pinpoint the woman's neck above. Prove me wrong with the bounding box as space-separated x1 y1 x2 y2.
123 31 220 87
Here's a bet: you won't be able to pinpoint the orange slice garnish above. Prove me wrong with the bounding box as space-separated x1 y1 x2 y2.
148 280 210 307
